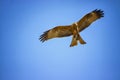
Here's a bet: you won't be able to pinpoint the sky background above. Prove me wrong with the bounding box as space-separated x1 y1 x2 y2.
0 0 120 80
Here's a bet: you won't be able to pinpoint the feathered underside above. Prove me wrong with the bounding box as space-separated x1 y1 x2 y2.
39 9 104 46
76 9 104 32
39 25 73 42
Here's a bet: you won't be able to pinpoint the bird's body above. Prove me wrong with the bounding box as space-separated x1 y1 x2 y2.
39 9 104 47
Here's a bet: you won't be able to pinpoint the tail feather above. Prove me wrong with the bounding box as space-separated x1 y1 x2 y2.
70 35 78 47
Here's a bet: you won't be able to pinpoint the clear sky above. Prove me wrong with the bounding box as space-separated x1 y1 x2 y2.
1 0 120 80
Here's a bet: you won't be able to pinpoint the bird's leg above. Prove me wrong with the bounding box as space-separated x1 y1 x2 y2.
77 33 86 44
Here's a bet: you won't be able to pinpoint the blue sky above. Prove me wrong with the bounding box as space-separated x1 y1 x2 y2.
0 0 120 80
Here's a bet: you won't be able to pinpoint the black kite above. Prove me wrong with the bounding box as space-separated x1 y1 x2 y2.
39 9 104 47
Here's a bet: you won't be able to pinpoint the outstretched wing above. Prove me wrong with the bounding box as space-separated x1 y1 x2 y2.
77 9 104 32
39 25 73 42
39 9 104 44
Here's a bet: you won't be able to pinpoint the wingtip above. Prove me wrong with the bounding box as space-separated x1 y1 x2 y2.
93 9 104 18
39 30 49 42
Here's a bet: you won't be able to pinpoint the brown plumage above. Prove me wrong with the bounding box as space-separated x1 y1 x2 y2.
39 9 104 47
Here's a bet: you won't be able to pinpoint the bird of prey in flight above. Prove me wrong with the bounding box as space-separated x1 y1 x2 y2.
39 9 104 47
